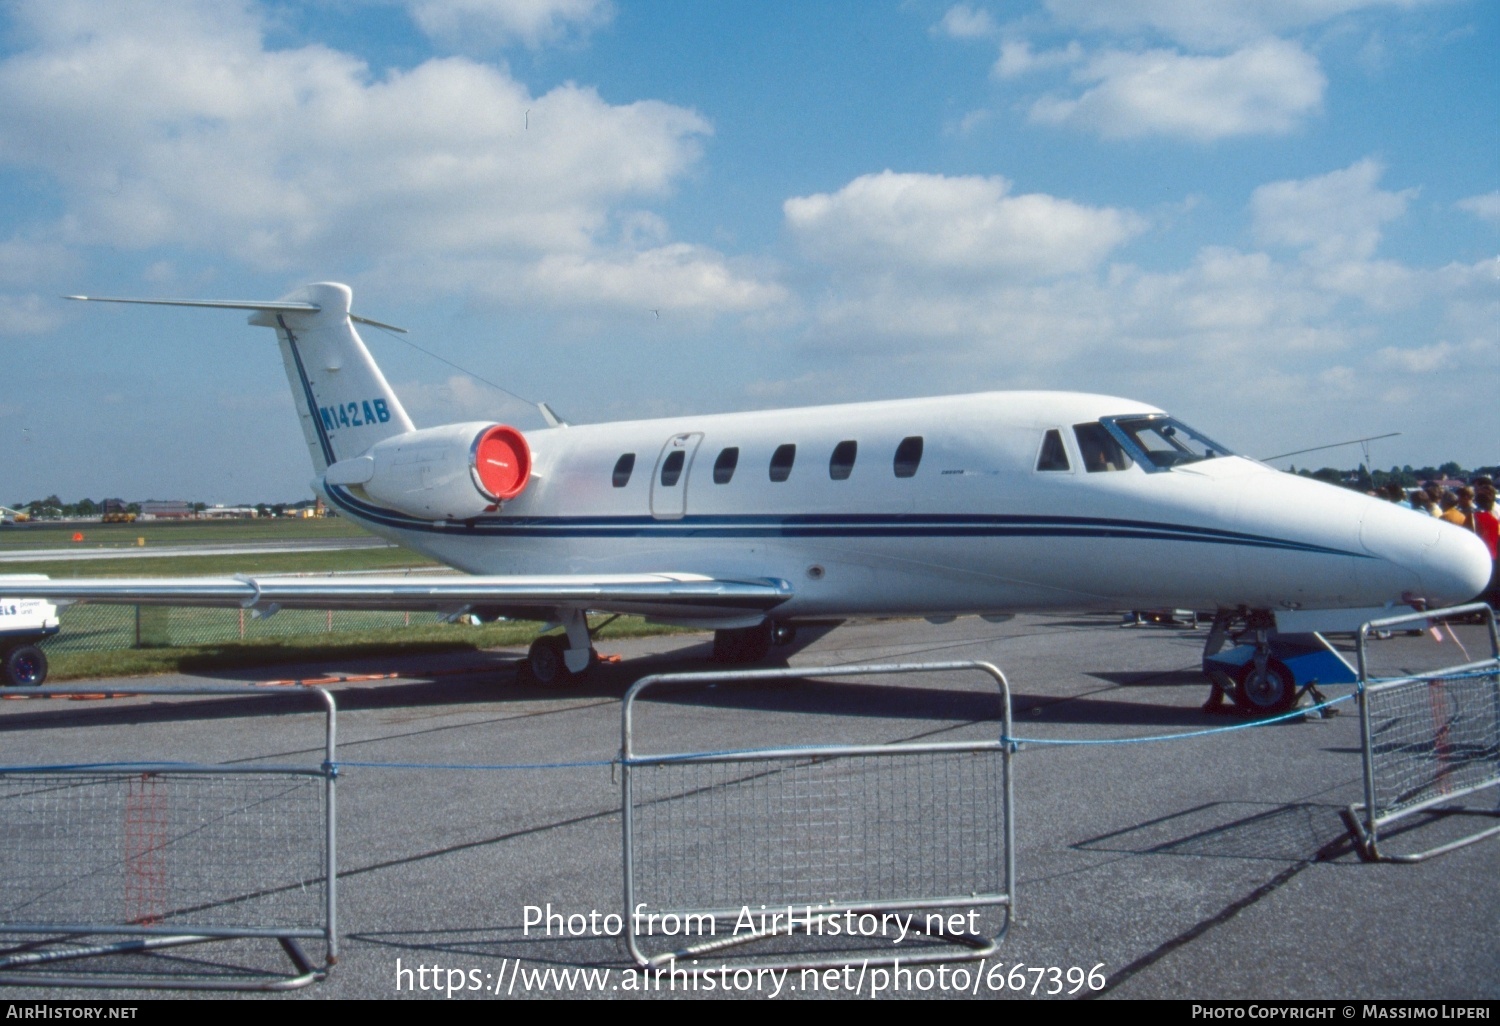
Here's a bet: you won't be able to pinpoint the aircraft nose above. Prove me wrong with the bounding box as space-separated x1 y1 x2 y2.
1360 500 1491 607
1418 522 1493 606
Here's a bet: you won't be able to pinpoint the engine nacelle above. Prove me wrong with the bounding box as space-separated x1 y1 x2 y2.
325 422 532 520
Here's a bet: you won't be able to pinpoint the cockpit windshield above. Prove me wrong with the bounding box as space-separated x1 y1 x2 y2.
1102 415 1233 471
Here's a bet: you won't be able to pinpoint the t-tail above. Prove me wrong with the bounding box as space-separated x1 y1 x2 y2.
249 283 414 472
67 281 414 472
67 282 535 521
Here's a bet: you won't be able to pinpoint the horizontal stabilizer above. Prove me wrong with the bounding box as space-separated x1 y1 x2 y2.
64 294 405 333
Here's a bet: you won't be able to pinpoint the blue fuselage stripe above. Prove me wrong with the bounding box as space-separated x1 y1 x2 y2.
324 487 1368 559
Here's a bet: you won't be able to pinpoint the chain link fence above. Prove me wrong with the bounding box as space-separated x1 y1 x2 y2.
0 685 338 990
1345 604 1500 862
622 661 1015 972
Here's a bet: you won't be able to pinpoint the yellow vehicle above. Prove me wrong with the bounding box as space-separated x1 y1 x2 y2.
101 499 137 523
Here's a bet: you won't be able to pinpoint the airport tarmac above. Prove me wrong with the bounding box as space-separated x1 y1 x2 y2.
1 612 1496 1000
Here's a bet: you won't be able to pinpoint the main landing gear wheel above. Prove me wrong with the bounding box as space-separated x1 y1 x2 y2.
2 644 47 687
522 636 596 685
712 622 774 664
1234 659 1297 715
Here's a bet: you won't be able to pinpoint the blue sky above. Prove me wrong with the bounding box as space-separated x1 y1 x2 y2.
1 0 1496 504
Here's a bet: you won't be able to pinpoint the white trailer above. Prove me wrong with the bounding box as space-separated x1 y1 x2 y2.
0 576 59 686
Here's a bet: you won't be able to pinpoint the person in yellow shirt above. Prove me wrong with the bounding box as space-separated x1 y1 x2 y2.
1440 488 1475 530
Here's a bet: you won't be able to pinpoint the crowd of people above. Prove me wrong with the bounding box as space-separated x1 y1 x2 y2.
1379 476 1500 606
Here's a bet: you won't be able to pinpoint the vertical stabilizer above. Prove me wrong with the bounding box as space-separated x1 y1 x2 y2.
250 283 415 472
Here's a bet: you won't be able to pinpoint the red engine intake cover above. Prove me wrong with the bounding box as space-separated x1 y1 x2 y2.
472 425 531 501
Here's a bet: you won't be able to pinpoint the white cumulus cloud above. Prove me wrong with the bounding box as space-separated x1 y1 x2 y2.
1029 40 1326 140
784 171 1145 280
405 0 614 50
500 245 787 313
1376 341 1457 373
1041 0 1440 50
1251 158 1415 264
934 4 998 40
1456 191 1500 225
0 294 63 336
993 39 1084 78
0 0 782 314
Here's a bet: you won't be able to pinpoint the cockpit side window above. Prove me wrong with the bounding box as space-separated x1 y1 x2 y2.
1073 423 1133 473
1036 429 1070 472
1105 415 1231 470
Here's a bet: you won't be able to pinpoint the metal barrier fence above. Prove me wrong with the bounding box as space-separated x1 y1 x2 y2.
621 661 1014 972
40 603 444 653
1345 604 1500 862
0 685 338 990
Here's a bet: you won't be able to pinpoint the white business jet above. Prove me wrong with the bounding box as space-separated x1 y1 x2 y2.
20 283 1492 695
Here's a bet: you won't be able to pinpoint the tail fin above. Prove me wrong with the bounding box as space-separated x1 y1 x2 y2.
68 282 414 473
249 283 414 472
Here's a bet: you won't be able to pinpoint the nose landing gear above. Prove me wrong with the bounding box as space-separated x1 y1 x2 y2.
1200 609 1356 716
1234 657 1298 715
712 621 774 663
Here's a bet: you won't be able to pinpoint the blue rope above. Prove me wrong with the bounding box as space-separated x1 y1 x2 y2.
9 670 1492 774
335 758 615 772
0 761 200 773
1366 668 1498 683
1004 692 1358 746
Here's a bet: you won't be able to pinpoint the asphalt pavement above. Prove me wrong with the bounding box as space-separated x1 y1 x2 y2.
1 613 1495 1000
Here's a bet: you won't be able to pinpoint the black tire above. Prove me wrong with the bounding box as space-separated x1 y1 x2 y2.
712 622 773 663
1234 659 1297 715
521 636 595 685
3 644 47 687
523 635 571 685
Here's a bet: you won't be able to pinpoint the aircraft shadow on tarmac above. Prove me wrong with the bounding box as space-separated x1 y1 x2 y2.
1 632 1250 732
1088 668 1207 687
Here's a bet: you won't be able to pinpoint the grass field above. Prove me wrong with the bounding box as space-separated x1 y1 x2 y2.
42 615 697 681
5 548 441 578
0 515 440 577
0 516 372 550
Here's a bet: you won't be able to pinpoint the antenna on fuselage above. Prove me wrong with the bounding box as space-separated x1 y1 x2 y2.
1261 432 1401 464
358 320 564 429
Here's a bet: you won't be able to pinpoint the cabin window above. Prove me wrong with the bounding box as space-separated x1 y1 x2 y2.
1073 423 1133 473
769 444 796 482
713 447 739 484
659 449 686 487
829 440 857 480
1036 430 1070 472
612 453 635 487
893 436 923 478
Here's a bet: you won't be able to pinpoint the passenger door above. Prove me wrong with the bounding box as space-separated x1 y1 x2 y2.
650 432 703 519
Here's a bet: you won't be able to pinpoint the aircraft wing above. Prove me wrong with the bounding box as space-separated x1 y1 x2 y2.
4 573 793 623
